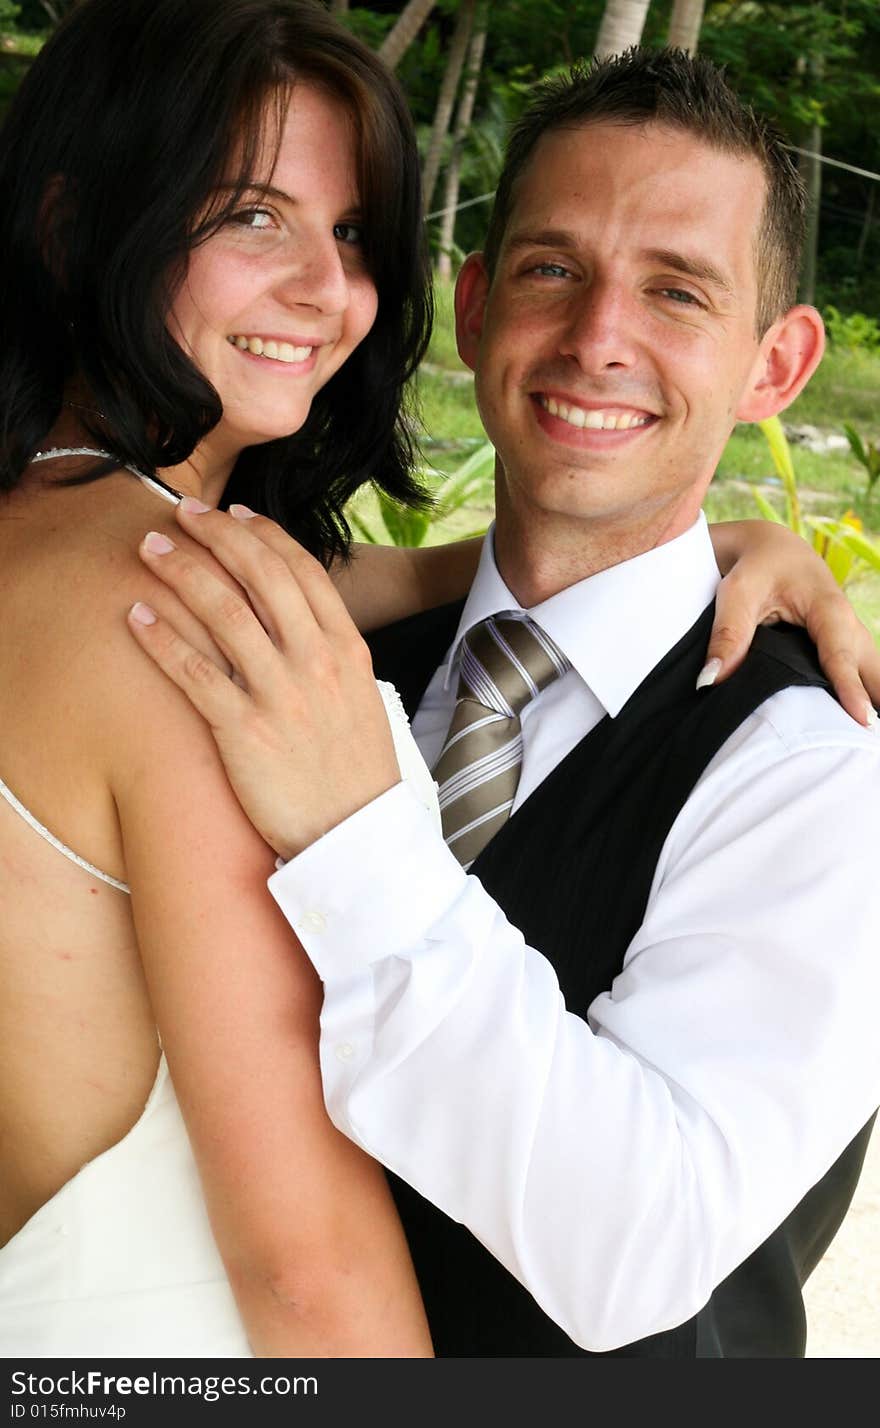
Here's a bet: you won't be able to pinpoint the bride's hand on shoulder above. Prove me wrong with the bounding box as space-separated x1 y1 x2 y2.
128 504 880 862
129 501 401 861
706 518 879 725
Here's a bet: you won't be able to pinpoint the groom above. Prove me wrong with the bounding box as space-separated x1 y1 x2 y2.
134 50 880 1355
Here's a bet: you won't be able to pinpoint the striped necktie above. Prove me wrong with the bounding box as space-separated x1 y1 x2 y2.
433 613 570 868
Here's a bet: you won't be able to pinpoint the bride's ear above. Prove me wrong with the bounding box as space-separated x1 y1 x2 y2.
38 174 74 285
736 305 825 423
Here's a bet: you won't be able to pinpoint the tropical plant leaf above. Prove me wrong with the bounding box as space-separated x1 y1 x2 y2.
757 416 804 535
752 488 786 524
376 490 432 547
805 512 880 585
433 440 496 516
843 422 868 466
347 510 380 544
834 527 880 573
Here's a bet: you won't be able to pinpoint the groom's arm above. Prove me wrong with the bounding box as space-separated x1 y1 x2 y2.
126 502 880 1350
265 731 880 1350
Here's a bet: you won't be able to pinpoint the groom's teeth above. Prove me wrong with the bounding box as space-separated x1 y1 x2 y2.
227 336 314 364
540 396 650 431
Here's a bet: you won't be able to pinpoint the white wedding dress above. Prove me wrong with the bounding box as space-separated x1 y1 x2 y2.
0 452 441 1357
0 683 438 1359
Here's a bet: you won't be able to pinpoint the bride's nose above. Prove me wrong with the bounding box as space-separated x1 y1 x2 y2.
275 233 350 316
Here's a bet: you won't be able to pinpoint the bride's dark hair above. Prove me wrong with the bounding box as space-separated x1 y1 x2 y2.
0 0 432 561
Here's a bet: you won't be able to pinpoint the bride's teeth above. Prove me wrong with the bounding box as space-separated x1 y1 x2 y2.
568 406 586 429
546 397 558 416
584 410 604 429
230 337 314 363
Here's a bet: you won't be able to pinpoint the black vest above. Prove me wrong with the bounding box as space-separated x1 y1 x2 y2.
366 600 875 1358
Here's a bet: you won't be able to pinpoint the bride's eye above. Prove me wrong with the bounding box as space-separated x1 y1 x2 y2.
229 208 276 231
333 221 364 247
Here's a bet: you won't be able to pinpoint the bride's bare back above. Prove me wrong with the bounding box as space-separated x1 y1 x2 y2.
0 473 165 1246
0 466 432 1354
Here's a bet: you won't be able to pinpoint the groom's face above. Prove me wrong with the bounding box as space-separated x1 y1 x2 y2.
456 120 772 552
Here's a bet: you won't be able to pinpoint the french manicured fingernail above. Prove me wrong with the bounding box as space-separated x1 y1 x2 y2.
865 702 878 728
129 602 157 626
143 531 175 555
229 503 256 519
179 495 210 514
696 657 722 690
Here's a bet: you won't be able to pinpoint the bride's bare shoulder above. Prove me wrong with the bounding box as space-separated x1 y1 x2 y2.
1 473 236 747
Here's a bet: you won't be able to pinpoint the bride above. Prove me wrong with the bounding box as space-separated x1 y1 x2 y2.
0 0 875 1359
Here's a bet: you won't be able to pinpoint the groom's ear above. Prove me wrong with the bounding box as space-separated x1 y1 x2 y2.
736 304 825 423
455 253 490 373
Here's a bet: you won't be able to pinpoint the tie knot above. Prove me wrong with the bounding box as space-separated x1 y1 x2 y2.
458 613 570 718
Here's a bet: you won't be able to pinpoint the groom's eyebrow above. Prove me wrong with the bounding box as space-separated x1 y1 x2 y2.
642 246 735 297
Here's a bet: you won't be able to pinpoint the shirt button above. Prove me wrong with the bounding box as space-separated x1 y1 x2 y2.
300 910 327 933
335 1043 356 1062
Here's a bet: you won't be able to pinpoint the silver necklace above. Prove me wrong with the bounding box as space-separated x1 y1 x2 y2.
30 446 184 506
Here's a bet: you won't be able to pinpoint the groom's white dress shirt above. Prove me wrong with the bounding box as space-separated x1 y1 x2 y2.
269 515 880 1351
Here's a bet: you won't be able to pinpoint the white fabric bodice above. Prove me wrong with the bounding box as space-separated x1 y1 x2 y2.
0 1055 250 1357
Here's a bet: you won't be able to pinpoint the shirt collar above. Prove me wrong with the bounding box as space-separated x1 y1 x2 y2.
446 514 721 717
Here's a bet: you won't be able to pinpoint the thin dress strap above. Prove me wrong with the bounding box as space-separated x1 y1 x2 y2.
30 447 183 505
6 445 182 890
0 774 129 893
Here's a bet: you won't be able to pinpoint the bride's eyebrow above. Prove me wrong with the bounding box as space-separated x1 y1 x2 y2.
211 181 365 228
216 181 297 205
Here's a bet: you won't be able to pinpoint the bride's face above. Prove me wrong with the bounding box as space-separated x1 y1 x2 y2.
167 82 378 458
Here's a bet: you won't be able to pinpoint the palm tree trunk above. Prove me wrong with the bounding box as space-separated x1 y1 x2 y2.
437 3 489 281
799 54 824 306
667 0 705 54
856 184 875 270
329 1 350 15
422 0 475 216
594 0 652 60
379 0 438 71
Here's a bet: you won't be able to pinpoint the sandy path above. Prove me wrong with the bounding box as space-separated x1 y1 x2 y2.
804 1123 880 1357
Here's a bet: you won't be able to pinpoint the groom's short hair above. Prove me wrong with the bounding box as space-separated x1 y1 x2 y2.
482 47 806 336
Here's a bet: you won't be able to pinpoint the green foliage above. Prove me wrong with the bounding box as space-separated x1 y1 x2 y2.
757 416 804 535
823 307 880 355
349 441 495 547
340 5 397 51
753 416 880 585
843 423 880 502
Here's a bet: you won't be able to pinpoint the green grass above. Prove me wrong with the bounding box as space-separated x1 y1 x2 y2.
786 346 880 432
395 281 880 644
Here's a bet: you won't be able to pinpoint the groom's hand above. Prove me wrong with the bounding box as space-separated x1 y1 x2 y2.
127 499 401 861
